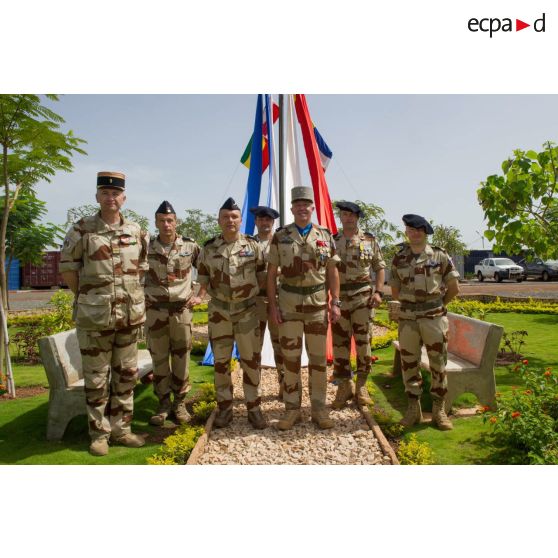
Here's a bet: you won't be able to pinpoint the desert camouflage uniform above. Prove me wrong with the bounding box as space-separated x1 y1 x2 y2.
332 229 385 381
254 234 284 387
390 243 460 399
268 223 340 411
197 234 265 412
144 235 200 410
59 212 149 442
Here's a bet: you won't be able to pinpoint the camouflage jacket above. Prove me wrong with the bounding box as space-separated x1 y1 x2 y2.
254 234 274 298
144 235 200 307
390 243 460 319
197 233 265 303
334 228 386 295
267 223 340 287
59 212 149 331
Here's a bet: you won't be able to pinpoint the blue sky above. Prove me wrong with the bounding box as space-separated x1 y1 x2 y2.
35 94 558 248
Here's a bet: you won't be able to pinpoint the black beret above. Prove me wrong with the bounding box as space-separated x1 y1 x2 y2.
336 201 363 217
220 197 240 211
249 206 280 219
155 200 176 215
402 214 434 235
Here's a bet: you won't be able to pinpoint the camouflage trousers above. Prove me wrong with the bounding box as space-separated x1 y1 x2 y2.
77 326 140 442
146 305 192 405
255 296 284 386
332 290 373 381
398 316 449 399
208 301 261 412
278 308 328 411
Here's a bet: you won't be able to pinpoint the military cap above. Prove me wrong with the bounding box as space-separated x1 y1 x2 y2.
249 206 280 219
97 171 125 190
402 214 434 235
155 200 176 215
220 197 240 211
291 186 314 203
336 200 363 217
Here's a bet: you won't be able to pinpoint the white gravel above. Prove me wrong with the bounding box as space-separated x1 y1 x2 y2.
198 366 391 465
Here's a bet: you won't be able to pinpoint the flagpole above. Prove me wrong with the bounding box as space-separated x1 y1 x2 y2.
278 93 285 227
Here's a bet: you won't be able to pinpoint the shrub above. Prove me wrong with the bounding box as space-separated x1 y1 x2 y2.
483 362 558 464
192 400 217 422
191 339 208 355
197 382 216 402
193 303 208 312
146 425 204 465
371 330 398 350
371 407 405 438
397 434 435 465
498 330 528 361
10 291 75 363
448 297 558 316
0 372 8 396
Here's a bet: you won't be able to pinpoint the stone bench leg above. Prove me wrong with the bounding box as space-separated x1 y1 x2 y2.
392 347 402 376
445 369 497 412
46 389 86 441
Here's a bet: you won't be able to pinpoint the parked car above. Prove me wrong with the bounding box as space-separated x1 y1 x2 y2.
519 258 558 281
474 258 524 282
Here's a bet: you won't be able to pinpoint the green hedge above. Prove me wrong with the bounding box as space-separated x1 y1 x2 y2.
448 297 558 316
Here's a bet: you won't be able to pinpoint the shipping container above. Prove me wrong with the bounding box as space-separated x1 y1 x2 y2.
21 251 65 288
5 258 21 290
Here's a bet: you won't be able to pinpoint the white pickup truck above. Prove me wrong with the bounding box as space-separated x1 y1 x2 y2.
475 258 524 283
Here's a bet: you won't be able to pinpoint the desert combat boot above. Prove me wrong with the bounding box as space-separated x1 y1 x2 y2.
112 433 146 448
150 398 172 426
332 379 354 409
311 408 335 429
89 438 109 457
214 408 233 428
248 408 268 429
399 398 423 428
355 375 372 406
431 397 453 430
172 399 191 425
277 409 302 430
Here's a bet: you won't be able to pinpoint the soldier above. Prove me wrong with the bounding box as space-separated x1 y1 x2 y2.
196 197 267 429
267 186 341 430
249 205 284 397
331 201 386 409
59 171 149 456
390 214 460 431
145 200 201 427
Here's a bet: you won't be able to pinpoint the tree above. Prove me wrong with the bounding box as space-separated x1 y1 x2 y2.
65 204 150 232
431 224 469 256
0 95 86 309
477 141 558 259
176 208 220 245
4 191 64 290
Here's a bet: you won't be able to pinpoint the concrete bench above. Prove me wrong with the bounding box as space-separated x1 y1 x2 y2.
38 328 153 441
391 310 503 411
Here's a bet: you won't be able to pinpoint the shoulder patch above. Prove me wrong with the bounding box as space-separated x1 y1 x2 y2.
333 232 342 241
364 232 375 239
182 236 195 242
431 245 448 253
204 236 217 247
275 226 284 232
245 234 257 241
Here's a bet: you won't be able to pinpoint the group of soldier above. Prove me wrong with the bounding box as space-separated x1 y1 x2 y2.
60 171 460 457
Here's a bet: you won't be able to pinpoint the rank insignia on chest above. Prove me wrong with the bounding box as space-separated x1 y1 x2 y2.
239 249 254 257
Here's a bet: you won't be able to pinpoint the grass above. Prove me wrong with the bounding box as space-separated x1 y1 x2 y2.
368 312 558 464
0 360 214 465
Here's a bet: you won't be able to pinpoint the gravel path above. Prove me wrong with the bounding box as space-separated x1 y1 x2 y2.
198 366 391 465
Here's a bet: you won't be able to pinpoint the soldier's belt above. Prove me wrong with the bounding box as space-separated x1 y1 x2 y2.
148 301 187 311
210 297 256 312
340 281 371 292
400 299 443 312
281 283 325 295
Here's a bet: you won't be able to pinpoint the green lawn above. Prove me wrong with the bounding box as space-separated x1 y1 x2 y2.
368 312 558 464
0 361 214 465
